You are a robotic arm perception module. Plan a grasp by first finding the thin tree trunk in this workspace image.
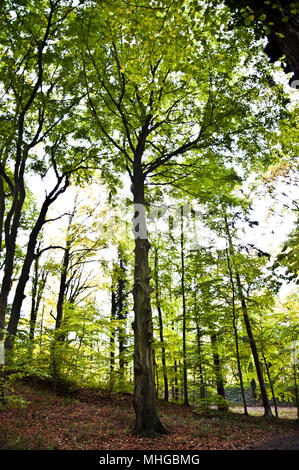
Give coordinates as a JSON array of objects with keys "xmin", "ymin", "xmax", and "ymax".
[
  {"xmin": 251, "ymin": 377, "xmax": 257, "ymax": 399},
  {"xmin": 39, "ymin": 305, "xmax": 45, "ymax": 353},
  {"xmin": 180, "ymin": 207, "xmax": 189, "ymax": 406},
  {"xmin": 293, "ymin": 360, "xmax": 299, "ymax": 421},
  {"xmin": 51, "ymin": 204, "xmax": 74, "ymax": 388},
  {"xmin": 237, "ymin": 280, "xmax": 272, "ymax": 416},
  {"xmin": 153, "ymin": 348, "xmax": 158, "ymax": 398},
  {"xmin": 154, "ymin": 247, "xmax": 168, "ymax": 401},
  {"xmin": 29, "ymin": 267, "xmax": 47, "ymax": 346},
  {"xmin": 29, "ymin": 255, "xmax": 39, "ymax": 345},
  {"xmin": 117, "ymin": 249, "xmax": 127, "ymax": 380},
  {"xmin": 55, "ymin": 240, "xmax": 70, "ymax": 333},
  {"xmin": 110, "ymin": 286, "xmax": 116, "ymax": 390},
  {"xmin": 262, "ymin": 352, "xmax": 278, "ymax": 418},
  {"xmin": 225, "ymin": 247, "xmax": 248, "ymax": 415},
  {"xmin": 51, "ymin": 239, "xmax": 70, "ymax": 387},
  {"xmin": 194, "ymin": 290, "xmax": 206, "ymax": 400},
  {"xmin": 225, "ymin": 215, "xmax": 273, "ymax": 417},
  {"xmin": 210, "ymin": 333, "xmax": 227, "ymax": 410},
  {"xmin": 174, "ymin": 359, "xmax": 179, "ymax": 401}
]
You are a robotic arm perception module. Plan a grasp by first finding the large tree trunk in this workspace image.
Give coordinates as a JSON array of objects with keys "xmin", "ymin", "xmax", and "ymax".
[
  {"xmin": 131, "ymin": 166, "xmax": 167, "ymax": 437},
  {"xmin": 0, "ymin": 185, "xmax": 26, "ymax": 349}
]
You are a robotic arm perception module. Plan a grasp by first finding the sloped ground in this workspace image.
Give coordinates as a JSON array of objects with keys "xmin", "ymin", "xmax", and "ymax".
[{"xmin": 0, "ymin": 379, "xmax": 298, "ymax": 450}]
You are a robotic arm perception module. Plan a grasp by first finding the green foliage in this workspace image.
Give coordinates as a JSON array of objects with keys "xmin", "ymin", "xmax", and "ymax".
[{"xmin": 0, "ymin": 0, "xmax": 297, "ymax": 424}]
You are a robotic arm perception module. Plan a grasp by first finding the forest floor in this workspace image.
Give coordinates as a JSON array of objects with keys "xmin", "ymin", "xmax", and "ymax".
[{"xmin": 0, "ymin": 378, "xmax": 298, "ymax": 450}]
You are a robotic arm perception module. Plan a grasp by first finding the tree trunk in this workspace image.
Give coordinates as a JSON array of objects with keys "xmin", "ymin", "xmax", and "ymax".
[
  {"xmin": 251, "ymin": 378, "xmax": 257, "ymax": 400},
  {"xmin": 117, "ymin": 249, "xmax": 127, "ymax": 379},
  {"xmin": 210, "ymin": 333, "xmax": 227, "ymax": 411},
  {"xmin": 262, "ymin": 352, "xmax": 278, "ymax": 418},
  {"xmin": 0, "ymin": 185, "xmax": 26, "ymax": 353},
  {"xmin": 0, "ymin": 175, "xmax": 6, "ymax": 254},
  {"xmin": 4, "ymin": 205, "xmax": 47, "ymax": 356},
  {"xmin": 194, "ymin": 290, "xmax": 206, "ymax": 400},
  {"xmin": 4, "ymin": 179, "xmax": 69, "ymax": 355},
  {"xmin": 110, "ymin": 286, "xmax": 116, "ymax": 390},
  {"xmin": 29, "ymin": 265, "xmax": 47, "ymax": 346},
  {"xmin": 51, "ymin": 238, "xmax": 70, "ymax": 387},
  {"xmin": 237, "ymin": 284, "xmax": 273, "ymax": 417},
  {"xmin": 180, "ymin": 207, "xmax": 189, "ymax": 406},
  {"xmin": 225, "ymin": 247, "xmax": 248, "ymax": 415},
  {"xmin": 293, "ymin": 360, "xmax": 299, "ymax": 421},
  {"xmin": 174, "ymin": 359, "xmax": 179, "ymax": 401},
  {"xmin": 55, "ymin": 240, "xmax": 70, "ymax": 333},
  {"xmin": 131, "ymin": 166, "xmax": 167, "ymax": 437},
  {"xmin": 224, "ymin": 215, "xmax": 273, "ymax": 417},
  {"xmin": 29, "ymin": 255, "xmax": 39, "ymax": 346},
  {"xmin": 154, "ymin": 247, "xmax": 168, "ymax": 401}
]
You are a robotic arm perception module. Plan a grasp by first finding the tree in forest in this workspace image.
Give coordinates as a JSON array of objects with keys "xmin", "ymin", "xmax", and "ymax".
[
  {"xmin": 28, "ymin": 240, "xmax": 48, "ymax": 357},
  {"xmin": 0, "ymin": 0, "xmax": 96, "ymax": 368},
  {"xmin": 109, "ymin": 246, "xmax": 129, "ymax": 389},
  {"xmin": 152, "ymin": 241, "xmax": 169, "ymax": 402},
  {"xmin": 223, "ymin": 208, "xmax": 274, "ymax": 417},
  {"xmin": 46, "ymin": 191, "xmax": 108, "ymax": 384},
  {"xmin": 74, "ymin": 0, "xmax": 287, "ymax": 435},
  {"xmin": 225, "ymin": 246, "xmax": 248, "ymax": 415}
]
